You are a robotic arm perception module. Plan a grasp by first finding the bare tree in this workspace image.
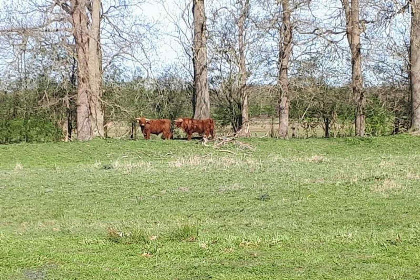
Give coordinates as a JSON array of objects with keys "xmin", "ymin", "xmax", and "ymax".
[
  {"xmin": 342, "ymin": 0, "xmax": 365, "ymax": 136},
  {"xmin": 57, "ymin": 0, "xmax": 104, "ymax": 140},
  {"xmin": 207, "ymin": 0, "xmax": 263, "ymax": 134},
  {"xmin": 411, "ymin": 0, "xmax": 420, "ymax": 131},
  {"xmin": 192, "ymin": 0, "xmax": 210, "ymax": 120},
  {"xmin": 88, "ymin": 0, "xmax": 103, "ymax": 138},
  {"xmin": 278, "ymin": 0, "xmax": 293, "ymax": 138},
  {"xmin": 236, "ymin": 0, "xmax": 251, "ymax": 136},
  {"xmin": 0, "ymin": 0, "xmax": 150, "ymax": 141}
]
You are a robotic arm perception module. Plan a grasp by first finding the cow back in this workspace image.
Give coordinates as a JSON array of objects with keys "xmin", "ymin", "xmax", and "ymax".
[{"xmin": 149, "ymin": 119, "xmax": 171, "ymax": 133}]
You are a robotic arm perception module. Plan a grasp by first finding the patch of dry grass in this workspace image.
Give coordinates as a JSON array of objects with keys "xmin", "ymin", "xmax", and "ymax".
[
  {"xmin": 371, "ymin": 178, "xmax": 403, "ymax": 193},
  {"xmin": 306, "ymin": 155, "xmax": 329, "ymax": 163},
  {"xmin": 379, "ymin": 160, "xmax": 395, "ymax": 168},
  {"xmin": 14, "ymin": 162, "xmax": 23, "ymax": 171},
  {"xmin": 168, "ymin": 155, "xmax": 259, "ymax": 170},
  {"xmin": 93, "ymin": 159, "xmax": 152, "ymax": 173},
  {"xmin": 407, "ymin": 172, "xmax": 420, "ymax": 180},
  {"xmin": 218, "ymin": 183, "xmax": 243, "ymax": 193},
  {"xmin": 270, "ymin": 154, "xmax": 329, "ymax": 163}
]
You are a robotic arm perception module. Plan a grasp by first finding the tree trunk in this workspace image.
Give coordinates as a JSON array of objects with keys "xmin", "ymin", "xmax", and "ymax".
[
  {"xmin": 69, "ymin": 56, "xmax": 77, "ymax": 141},
  {"xmin": 324, "ymin": 117, "xmax": 330, "ymax": 138},
  {"xmin": 393, "ymin": 117, "xmax": 400, "ymax": 134},
  {"xmin": 88, "ymin": 0, "xmax": 104, "ymax": 137},
  {"xmin": 278, "ymin": 0, "xmax": 292, "ymax": 138},
  {"xmin": 72, "ymin": 0, "xmax": 92, "ymax": 141},
  {"xmin": 67, "ymin": 0, "xmax": 104, "ymax": 140},
  {"xmin": 343, "ymin": 0, "xmax": 365, "ymax": 136},
  {"xmin": 63, "ymin": 92, "xmax": 70, "ymax": 142},
  {"xmin": 411, "ymin": 0, "xmax": 420, "ymax": 131},
  {"xmin": 192, "ymin": 0, "xmax": 210, "ymax": 120},
  {"xmin": 237, "ymin": 0, "xmax": 250, "ymax": 137}
]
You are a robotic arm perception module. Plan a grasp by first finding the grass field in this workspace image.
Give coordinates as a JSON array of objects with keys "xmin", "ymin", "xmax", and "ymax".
[{"xmin": 1, "ymin": 135, "xmax": 420, "ymax": 279}]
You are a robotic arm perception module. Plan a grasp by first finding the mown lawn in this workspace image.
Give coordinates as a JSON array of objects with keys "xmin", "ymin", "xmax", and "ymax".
[{"xmin": 0, "ymin": 135, "xmax": 419, "ymax": 279}]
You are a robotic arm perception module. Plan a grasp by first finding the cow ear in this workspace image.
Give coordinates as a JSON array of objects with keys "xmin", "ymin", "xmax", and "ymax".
[{"xmin": 145, "ymin": 119, "xmax": 151, "ymax": 124}]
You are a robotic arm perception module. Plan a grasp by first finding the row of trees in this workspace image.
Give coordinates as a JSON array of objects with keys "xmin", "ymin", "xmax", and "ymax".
[
  {"xmin": 0, "ymin": 0, "xmax": 418, "ymax": 141},
  {"xmin": 164, "ymin": 0, "xmax": 419, "ymax": 138},
  {"xmin": 187, "ymin": 0, "xmax": 420, "ymax": 138}
]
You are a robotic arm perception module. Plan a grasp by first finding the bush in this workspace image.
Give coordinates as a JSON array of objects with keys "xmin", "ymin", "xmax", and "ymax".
[
  {"xmin": 365, "ymin": 98, "xmax": 394, "ymax": 136},
  {"xmin": 213, "ymin": 101, "xmax": 242, "ymax": 131},
  {"xmin": 0, "ymin": 81, "xmax": 69, "ymax": 144},
  {"xmin": 249, "ymin": 104, "xmax": 276, "ymax": 118},
  {"xmin": 0, "ymin": 117, "xmax": 62, "ymax": 144}
]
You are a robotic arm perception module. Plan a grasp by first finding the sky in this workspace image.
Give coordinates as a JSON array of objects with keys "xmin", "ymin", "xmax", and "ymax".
[
  {"xmin": 136, "ymin": 0, "xmax": 191, "ymax": 74},
  {"xmin": 0, "ymin": 0, "xmax": 411, "ymax": 87},
  {"xmin": 135, "ymin": 0, "xmax": 410, "ymax": 86}
]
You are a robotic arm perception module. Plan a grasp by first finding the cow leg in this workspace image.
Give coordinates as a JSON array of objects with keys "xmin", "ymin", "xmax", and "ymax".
[
  {"xmin": 146, "ymin": 131, "xmax": 150, "ymax": 140},
  {"xmin": 210, "ymin": 128, "xmax": 214, "ymax": 139},
  {"xmin": 187, "ymin": 132, "xmax": 192, "ymax": 141},
  {"xmin": 161, "ymin": 131, "xmax": 169, "ymax": 140}
]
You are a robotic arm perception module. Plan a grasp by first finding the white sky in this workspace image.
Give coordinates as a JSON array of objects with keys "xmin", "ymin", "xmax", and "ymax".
[
  {"xmin": 0, "ymin": 0, "xmax": 411, "ymax": 86},
  {"xmin": 136, "ymin": 0, "xmax": 191, "ymax": 74}
]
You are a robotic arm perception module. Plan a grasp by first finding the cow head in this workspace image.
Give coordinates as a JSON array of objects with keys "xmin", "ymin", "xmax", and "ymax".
[
  {"xmin": 135, "ymin": 117, "xmax": 150, "ymax": 127},
  {"xmin": 174, "ymin": 118, "xmax": 183, "ymax": 128}
]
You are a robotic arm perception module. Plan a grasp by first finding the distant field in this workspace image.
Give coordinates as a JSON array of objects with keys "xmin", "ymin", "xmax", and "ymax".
[{"xmin": 1, "ymin": 135, "xmax": 420, "ymax": 279}]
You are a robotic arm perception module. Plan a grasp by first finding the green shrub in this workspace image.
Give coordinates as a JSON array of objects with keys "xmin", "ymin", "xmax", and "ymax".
[
  {"xmin": 0, "ymin": 117, "xmax": 62, "ymax": 144},
  {"xmin": 213, "ymin": 102, "xmax": 242, "ymax": 131},
  {"xmin": 249, "ymin": 104, "xmax": 276, "ymax": 118},
  {"xmin": 366, "ymin": 98, "xmax": 394, "ymax": 136}
]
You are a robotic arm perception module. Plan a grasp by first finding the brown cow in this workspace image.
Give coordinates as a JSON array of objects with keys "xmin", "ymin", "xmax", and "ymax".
[
  {"xmin": 175, "ymin": 118, "xmax": 215, "ymax": 140},
  {"xmin": 136, "ymin": 117, "xmax": 172, "ymax": 140}
]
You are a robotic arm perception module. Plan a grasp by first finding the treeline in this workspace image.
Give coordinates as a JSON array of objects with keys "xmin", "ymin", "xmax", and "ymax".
[
  {"xmin": 0, "ymin": 74, "xmax": 410, "ymax": 143},
  {"xmin": 0, "ymin": 1, "xmax": 418, "ymax": 143},
  {"xmin": 0, "ymin": 74, "xmax": 193, "ymax": 143}
]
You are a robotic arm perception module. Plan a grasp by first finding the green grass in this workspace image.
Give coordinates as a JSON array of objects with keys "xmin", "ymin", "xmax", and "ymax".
[{"xmin": 1, "ymin": 135, "xmax": 420, "ymax": 279}]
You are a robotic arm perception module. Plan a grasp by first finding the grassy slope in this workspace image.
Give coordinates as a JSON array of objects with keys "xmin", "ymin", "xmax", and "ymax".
[{"xmin": 0, "ymin": 135, "xmax": 419, "ymax": 279}]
